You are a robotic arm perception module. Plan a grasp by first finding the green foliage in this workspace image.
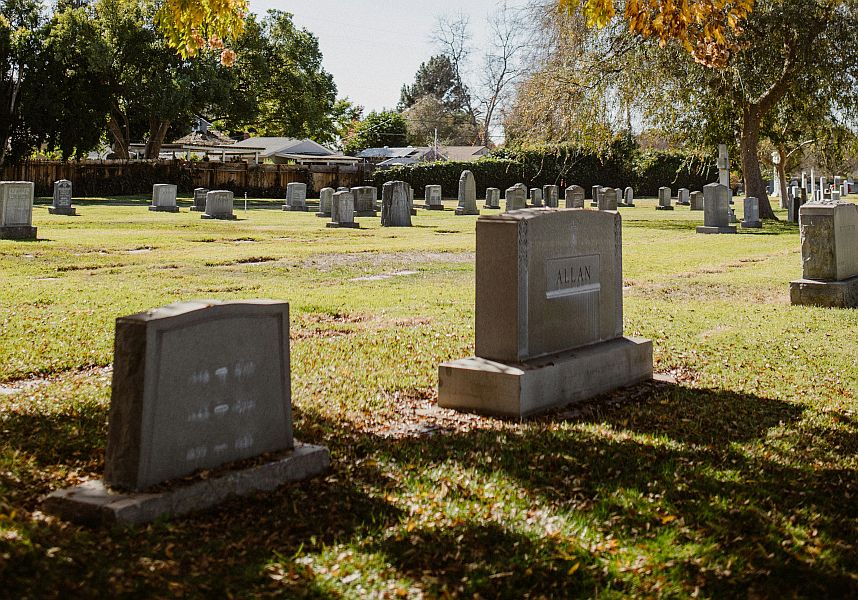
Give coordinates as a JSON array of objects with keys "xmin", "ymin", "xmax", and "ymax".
[
  {"xmin": 375, "ymin": 141, "xmax": 715, "ymax": 198},
  {"xmin": 343, "ymin": 110, "xmax": 408, "ymax": 155},
  {"xmin": 398, "ymin": 54, "xmax": 470, "ymax": 113}
]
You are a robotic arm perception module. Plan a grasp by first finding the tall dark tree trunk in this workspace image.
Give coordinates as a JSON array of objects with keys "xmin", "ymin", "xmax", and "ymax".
[
  {"xmin": 776, "ymin": 144, "xmax": 789, "ymax": 209},
  {"xmin": 107, "ymin": 113, "xmax": 130, "ymax": 159},
  {"xmin": 144, "ymin": 118, "xmax": 171, "ymax": 159},
  {"xmin": 740, "ymin": 104, "xmax": 777, "ymax": 220}
]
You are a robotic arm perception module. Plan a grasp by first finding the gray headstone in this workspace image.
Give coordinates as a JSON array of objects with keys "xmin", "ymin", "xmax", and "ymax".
[
  {"xmin": 381, "ymin": 181, "xmax": 412, "ymax": 227},
  {"xmin": 202, "ymin": 190, "xmax": 236, "ymax": 220},
  {"xmin": 0, "ymin": 181, "xmax": 36, "ymax": 239},
  {"xmin": 832, "ymin": 190, "xmax": 841, "ymax": 202},
  {"xmin": 565, "ymin": 185, "xmax": 585, "ymax": 209},
  {"xmin": 741, "ymin": 197, "xmax": 761, "ymax": 228},
  {"xmin": 591, "ymin": 185, "xmax": 600, "ymax": 206},
  {"xmin": 425, "ymin": 185, "xmax": 443, "ymax": 209},
  {"xmin": 542, "ymin": 185, "xmax": 559, "ymax": 208},
  {"xmin": 317, "ymin": 187, "xmax": 334, "ymax": 217},
  {"xmin": 192, "ymin": 187, "xmax": 209, "ymax": 211},
  {"xmin": 53, "ymin": 180, "xmax": 72, "ymax": 208},
  {"xmin": 104, "ymin": 300, "xmax": 294, "ymax": 491},
  {"xmin": 455, "ymin": 170, "xmax": 479, "ymax": 215},
  {"xmin": 799, "ymin": 201, "xmax": 858, "ymax": 281},
  {"xmin": 624, "ymin": 187, "xmax": 635, "ymax": 207},
  {"xmin": 657, "ymin": 186, "xmax": 672, "ymax": 209},
  {"xmin": 678, "ymin": 188, "xmax": 690, "ymax": 205},
  {"xmin": 697, "ymin": 183, "xmax": 736, "ymax": 234},
  {"xmin": 337, "ymin": 187, "xmax": 350, "ymax": 193},
  {"xmin": 505, "ymin": 184, "xmax": 527, "ymax": 212},
  {"xmin": 151, "ymin": 184, "xmax": 178, "ymax": 212},
  {"xmin": 690, "ymin": 191, "xmax": 704, "ymax": 211},
  {"xmin": 284, "ymin": 182, "xmax": 307, "ymax": 211},
  {"xmin": 615, "ymin": 188, "xmax": 624, "ymax": 207},
  {"xmin": 530, "ymin": 188, "xmax": 543, "ymax": 207},
  {"xmin": 598, "ymin": 187, "xmax": 618, "ymax": 211},
  {"xmin": 351, "ymin": 186, "xmax": 377, "ymax": 216},
  {"xmin": 328, "ymin": 190, "xmax": 359, "ymax": 228},
  {"xmin": 485, "ymin": 187, "xmax": 501, "ymax": 209}
]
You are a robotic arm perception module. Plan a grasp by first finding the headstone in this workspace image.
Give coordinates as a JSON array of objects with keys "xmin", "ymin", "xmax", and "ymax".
[
  {"xmin": 790, "ymin": 185, "xmax": 800, "ymax": 206},
  {"xmin": 49, "ymin": 179, "xmax": 76, "ymax": 215},
  {"xmin": 484, "ymin": 187, "xmax": 501, "ymax": 209},
  {"xmin": 771, "ymin": 150, "xmax": 781, "ymax": 200},
  {"xmin": 150, "ymin": 184, "xmax": 179, "ymax": 212},
  {"xmin": 801, "ymin": 172, "xmax": 807, "ymax": 190},
  {"xmin": 790, "ymin": 188, "xmax": 807, "ymax": 223},
  {"xmin": 677, "ymin": 188, "xmax": 690, "ymax": 206},
  {"xmin": 425, "ymin": 185, "xmax": 444, "ymax": 210},
  {"xmin": 381, "ymin": 181, "xmax": 412, "ymax": 227},
  {"xmin": 438, "ymin": 209, "xmax": 653, "ymax": 417},
  {"xmin": 615, "ymin": 188, "xmax": 625, "ymax": 207},
  {"xmin": 790, "ymin": 200, "xmax": 858, "ymax": 308},
  {"xmin": 810, "ymin": 168, "xmax": 816, "ymax": 198},
  {"xmin": 191, "ymin": 187, "xmax": 209, "ymax": 212},
  {"xmin": 741, "ymin": 197, "xmax": 762, "ymax": 228},
  {"xmin": 820, "ymin": 177, "xmax": 827, "ymax": 197},
  {"xmin": 656, "ymin": 186, "xmax": 674, "ymax": 210},
  {"xmin": 597, "ymin": 187, "xmax": 618, "ymax": 211},
  {"xmin": 717, "ymin": 144, "xmax": 730, "ymax": 188},
  {"xmin": 327, "ymin": 190, "xmax": 360, "ymax": 228},
  {"xmin": 832, "ymin": 190, "xmax": 841, "ymax": 202},
  {"xmin": 841, "ymin": 184, "xmax": 848, "ymax": 198},
  {"xmin": 689, "ymin": 191, "xmax": 704, "ymax": 211},
  {"xmin": 351, "ymin": 186, "xmax": 377, "ymax": 217},
  {"xmin": 200, "ymin": 190, "xmax": 237, "ymax": 220},
  {"xmin": 564, "ymin": 185, "xmax": 585, "ymax": 209},
  {"xmin": 505, "ymin": 184, "xmax": 527, "ymax": 212},
  {"xmin": 42, "ymin": 301, "xmax": 330, "ymax": 525},
  {"xmin": 529, "ymin": 188, "xmax": 543, "ymax": 207},
  {"xmin": 0, "ymin": 181, "xmax": 36, "ymax": 240},
  {"xmin": 455, "ymin": 171, "xmax": 479, "ymax": 216},
  {"xmin": 283, "ymin": 182, "xmax": 308, "ymax": 212},
  {"xmin": 543, "ymin": 185, "xmax": 559, "ymax": 208},
  {"xmin": 696, "ymin": 183, "xmax": 736, "ymax": 234},
  {"xmin": 590, "ymin": 185, "xmax": 600, "ymax": 207},
  {"xmin": 316, "ymin": 187, "xmax": 334, "ymax": 217},
  {"xmin": 624, "ymin": 187, "xmax": 635, "ymax": 207}
]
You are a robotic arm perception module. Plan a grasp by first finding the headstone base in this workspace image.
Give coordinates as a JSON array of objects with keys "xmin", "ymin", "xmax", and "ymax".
[
  {"xmin": 425, "ymin": 204, "xmax": 445, "ymax": 211},
  {"xmin": 201, "ymin": 214, "xmax": 238, "ymax": 220},
  {"xmin": 696, "ymin": 226, "xmax": 737, "ymax": 234},
  {"xmin": 325, "ymin": 222, "xmax": 360, "ymax": 229},
  {"xmin": 282, "ymin": 205, "xmax": 309, "ymax": 212},
  {"xmin": 0, "ymin": 225, "xmax": 37, "ymax": 240},
  {"xmin": 790, "ymin": 277, "xmax": 858, "ymax": 309},
  {"xmin": 149, "ymin": 206, "xmax": 180, "ymax": 213},
  {"xmin": 190, "ymin": 206, "xmax": 205, "ymax": 212},
  {"xmin": 315, "ymin": 212, "xmax": 330, "ymax": 218},
  {"xmin": 655, "ymin": 206, "xmax": 674, "ymax": 211},
  {"xmin": 48, "ymin": 207, "xmax": 77, "ymax": 216},
  {"xmin": 741, "ymin": 220, "xmax": 762, "ymax": 229},
  {"xmin": 483, "ymin": 205, "xmax": 500, "ymax": 210},
  {"xmin": 355, "ymin": 210, "xmax": 377, "ymax": 217},
  {"xmin": 454, "ymin": 208, "xmax": 480, "ymax": 216},
  {"xmin": 41, "ymin": 442, "xmax": 330, "ymax": 527},
  {"xmin": 438, "ymin": 337, "xmax": 653, "ymax": 418},
  {"xmin": 677, "ymin": 201, "xmax": 690, "ymax": 206}
]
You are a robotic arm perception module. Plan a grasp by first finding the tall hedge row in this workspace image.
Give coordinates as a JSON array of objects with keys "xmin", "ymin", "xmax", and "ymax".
[{"xmin": 373, "ymin": 142, "xmax": 716, "ymax": 199}]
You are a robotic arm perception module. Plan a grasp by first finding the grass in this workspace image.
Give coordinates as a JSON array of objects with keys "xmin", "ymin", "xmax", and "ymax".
[{"xmin": 1, "ymin": 195, "xmax": 856, "ymax": 598}]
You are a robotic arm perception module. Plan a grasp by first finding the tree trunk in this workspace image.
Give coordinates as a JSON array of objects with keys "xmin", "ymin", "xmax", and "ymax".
[
  {"xmin": 107, "ymin": 114, "xmax": 129, "ymax": 159},
  {"xmin": 776, "ymin": 144, "xmax": 789, "ymax": 209},
  {"xmin": 144, "ymin": 118, "xmax": 171, "ymax": 159},
  {"xmin": 740, "ymin": 104, "xmax": 777, "ymax": 220}
]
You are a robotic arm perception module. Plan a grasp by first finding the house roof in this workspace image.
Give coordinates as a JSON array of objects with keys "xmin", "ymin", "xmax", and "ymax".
[
  {"xmin": 440, "ymin": 146, "xmax": 489, "ymax": 161},
  {"xmin": 356, "ymin": 147, "xmax": 430, "ymax": 159},
  {"xmin": 231, "ymin": 137, "xmax": 335, "ymax": 157},
  {"xmin": 172, "ymin": 129, "xmax": 235, "ymax": 147}
]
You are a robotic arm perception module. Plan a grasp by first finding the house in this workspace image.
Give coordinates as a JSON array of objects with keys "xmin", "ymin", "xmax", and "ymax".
[
  {"xmin": 229, "ymin": 137, "xmax": 360, "ymax": 166},
  {"xmin": 360, "ymin": 146, "xmax": 490, "ymax": 167}
]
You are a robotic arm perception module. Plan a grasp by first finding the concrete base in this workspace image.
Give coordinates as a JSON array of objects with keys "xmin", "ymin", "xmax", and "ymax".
[
  {"xmin": 42, "ymin": 442, "xmax": 330, "ymax": 527},
  {"xmin": 741, "ymin": 220, "xmax": 762, "ymax": 229},
  {"xmin": 315, "ymin": 212, "xmax": 330, "ymax": 218},
  {"xmin": 149, "ymin": 206, "xmax": 180, "ymax": 213},
  {"xmin": 425, "ymin": 204, "xmax": 445, "ymax": 211},
  {"xmin": 326, "ymin": 222, "xmax": 360, "ymax": 229},
  {"xmin": 483, "ymin": 205, "xmax": 501, "ymax": 210},
  {"xmin": 678, "ymin": 202, "xmax": 691, "ymax": 206},
  {"xmin": 790, "ymin": 276, "xmax": 858, "ymax": 308},
  {"xmin": 455, "ymin": 208, "xmax": 480, "ymax": 216},
  {"xmin": 190, "ymin": 206, "xmax": 205, "ymax": 212},
  {"xmin": 655, "ymin": 205, "xmax": 674, "ymax": 211},
  {"xmin": 282, "ymin": 205, "xmax": 309, "ymax": 212},
  {"xmin": 49, "ymin": 207, "xmax": 77, "ymax": 215},
  {"xmin": 355, "ymin": 210, "xmax": 377, "ymax": 217},
  {"xmin": 201, "ymin": 214, "xmax": 238, "ymax": 220},
  {"xmin": 696, "ymin": 226, "xmax": 737, "ymax": 234},
  {"xmin": 0, "ymin": 225, "xmax": 37, "ymax": 240},
  {"xmin": 438, "ymin": 337, "xmax": 653, "ymax": 418}
]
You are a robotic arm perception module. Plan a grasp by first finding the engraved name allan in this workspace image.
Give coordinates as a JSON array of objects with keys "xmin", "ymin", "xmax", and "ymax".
[{"xmin": 545, "ymin": 254, "xmax": 600, "ymax": 299}]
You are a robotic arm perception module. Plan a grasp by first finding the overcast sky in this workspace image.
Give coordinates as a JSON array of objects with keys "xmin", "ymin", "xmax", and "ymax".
[{"xmin": 247, "ymin": 0, "xmax": 529, "ymax": 114}]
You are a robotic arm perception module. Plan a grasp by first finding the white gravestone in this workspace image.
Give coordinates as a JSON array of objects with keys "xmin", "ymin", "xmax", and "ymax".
[
  {"xmin": 0, "ymin": 181, "xmax": 36, "ymax": 239},
  {"xmin": 741, "ymin": 197, "xmax": 762, "ymax": 228},
  {"xmin": 381, "ymin": 181, "xmax": 412, "ymax": 227},
  {"xmin": 565, "ymin": 185, "xmax": 585, "ymax": 209},
  {"xmin": 615, "ymin": 188, "xmax": 625, "ymax": 207},
  {"xmin": 43, "ymin": 300, "xmax": 330, "ymax": 525},
  {"xmin": 624, "ymin": 187, "xmax": 635, "ymax": 207},
  {"xmin": 50, "ymin": 179, "xmax": 76, "ymax": 215},
  {"xmin": 191, "ymin": 187, "xmax": 208, "ymax": 212},
  {"xmin": 425, "ymin": 185, "xmax": 443, "ymax": 210},
  {"xmin": 543, "ymin": 185, "xmax": 559, "ymax": 208},
  {"xmin": 656, "ymin": 186, "xmax": 674, "ymax": 210},
  {"xmin": 455, "ymin": 170, "xmax": 479, "ymax": 216},
  {"xmin": 677, "ymin": 188, "xmax": 690, "ymax": 205},
  {"xmin": 150, "ymin": 184, "xmax": 179, "ymax": 212},
  {"xmin": 283, "ymin": 182, "xmax": 308, "ymax": 212},
  {"xmin": 438, "ymin": 209, "xmax": 653, "ymax": 417},
  {"xmin": 484, "ymin": 187, "xmax": 501, "ymax": 209},
  {"xmin": 327, "ymin": 190, "xmax": 359, "ymax": 229},
  {"xmin": 316, "ymin": 187, "xmax": 334, "ymax": 217},
  {"xmin": 202, "ymin": 190, "xmax": 237, "ymax": 220},
  {"xmin": 697, "ymin": 183, "xmax": 737, "ymax": 234}
]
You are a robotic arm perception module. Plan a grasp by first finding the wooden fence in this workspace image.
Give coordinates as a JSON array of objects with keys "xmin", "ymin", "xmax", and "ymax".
[{"xmin": 1, "ymin": 160, "xmax": 365, "ymax": 197}]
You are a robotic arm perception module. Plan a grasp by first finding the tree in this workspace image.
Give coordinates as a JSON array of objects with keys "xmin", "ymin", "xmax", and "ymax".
[
  {"xmin": 342, "ymin": 110, "xmax": 408, "ymax": 155},
  {"xmin": 154, "ymin": 0, "xmax": 247, "ymax": 60},
  {"xmin": 402, "ymin": 95, "xmax": 478, "ymax": 146},
  {"xmin": 398, "ymin": 55, "xmax": 470, "ymax": 113}
]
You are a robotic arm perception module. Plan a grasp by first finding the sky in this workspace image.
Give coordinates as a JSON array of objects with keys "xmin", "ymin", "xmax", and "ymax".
[{"xmin": 248, "ymin": 0, "xmax": 528, "ymax": 115}]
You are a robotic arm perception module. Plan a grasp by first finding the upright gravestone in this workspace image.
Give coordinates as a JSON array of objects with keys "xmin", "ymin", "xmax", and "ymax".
[
  {"xmin": 741, "ymin": 197, "xmax": 762, "ymax": 228},
  {"xmin": 790, "ymin": 188, "xmax": 807, "ymax": 223},
  {"xmin": 656, "ymin": 186, "xmax": 674, "ymax": 210},
  {"xmin": 690, "ymin": 191, "xmax": 704, "ymax": 211},
  {"xmin": 42, "ymin": 300, "xmax": 330, "ymax": 525},
  {"xmin": 455, "ymin": 171, "xmax": 480, "ymax": 216},
  {"xmin": 697, "ymin": 183, "xmax": 736, "ymax": 234},
  {"xmin": 615, "ymin": 188, "xmax": 625, "ymax": 207},
  {"xmin": 790, "ymin": 200, "xmax": 858, "ymax": 308},
  {"xmin": 381, "ymin": 181, "xmax": 412, "ymax": 227},
  {"xmin": 351, "ymin": 186, "xmax": 377, "ymax": 217},
  {"xmin": 191, "ymin": 187, "xmax": 209, "ymax": 212},
  {"xmin": 590, "ymin": 185, "xmax": 600, "ymax": 207},
  {"xmin": 543, "ymin": 185, "xmax": 559, "ymax": 208},
  {"xmin": 150, "ymin": 184, "xmax": 179, "ymax": 213},
  {"xmin": 327, "ymin": 190, "xmax": 360, "ymax": 229},
  {"xmin": 484, "ymin": 187, "xmax": 501, "ymax": 209},
  {"xmin": 283, "ymin": 182, "xmax": 308, "ymax": 212},
  {"xmin": 337, "ymin": 186, "xmax": 350, "ymax": 193},
  {"xmin": 425, "ymin": 185, "xmax": 444, "ymax": 210},
  {"xmin": 316, "ymin": 187, "xmax": 334, "ymax": 218},
  {"xmin": 505, "ymin": 184, "xmax": 527, "ymax": 212},
  {"xmin": 530, "ymin": 188, "xmax": 543, "ymax": 207},
  {"xmin": 718, "ymin": 144, "xmax": 730, "ymax": 188},
  {"xmin": 598, "ymin": 187, "xmax": 618, "ymax": 211},
  {"xmin": 677, "ymin": 188, "xmax": 690, "ymax": 206},
  {"xmin": 832, "ymin": 190, "xmax": 841, "ymax": 203},
  {"xmin": 565, "ymin": 185, "xmax": 585, "ymax": 209},
  {"xmin": 202, "ymin": 190, "xmax": 237, "ymax": 220},
  {"xmin": 624, "ymin": 187, "xmax": 635, "ymax": 207},
  {"xmin": 50, "ymin": 180, "xmax": 76, "ymax": 216},
  {"xmin": 438, "ymin": 209, "xmax": 653, "ymax": 417},
  {"xmin": 0, "ymin": 181, "xmax": 36, "ymax": 240}
]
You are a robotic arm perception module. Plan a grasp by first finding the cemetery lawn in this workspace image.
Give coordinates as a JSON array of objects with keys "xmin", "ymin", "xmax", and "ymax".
[{"xmin": 1, "ymin": 196, "xmax": 857, "ymax": 598}]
